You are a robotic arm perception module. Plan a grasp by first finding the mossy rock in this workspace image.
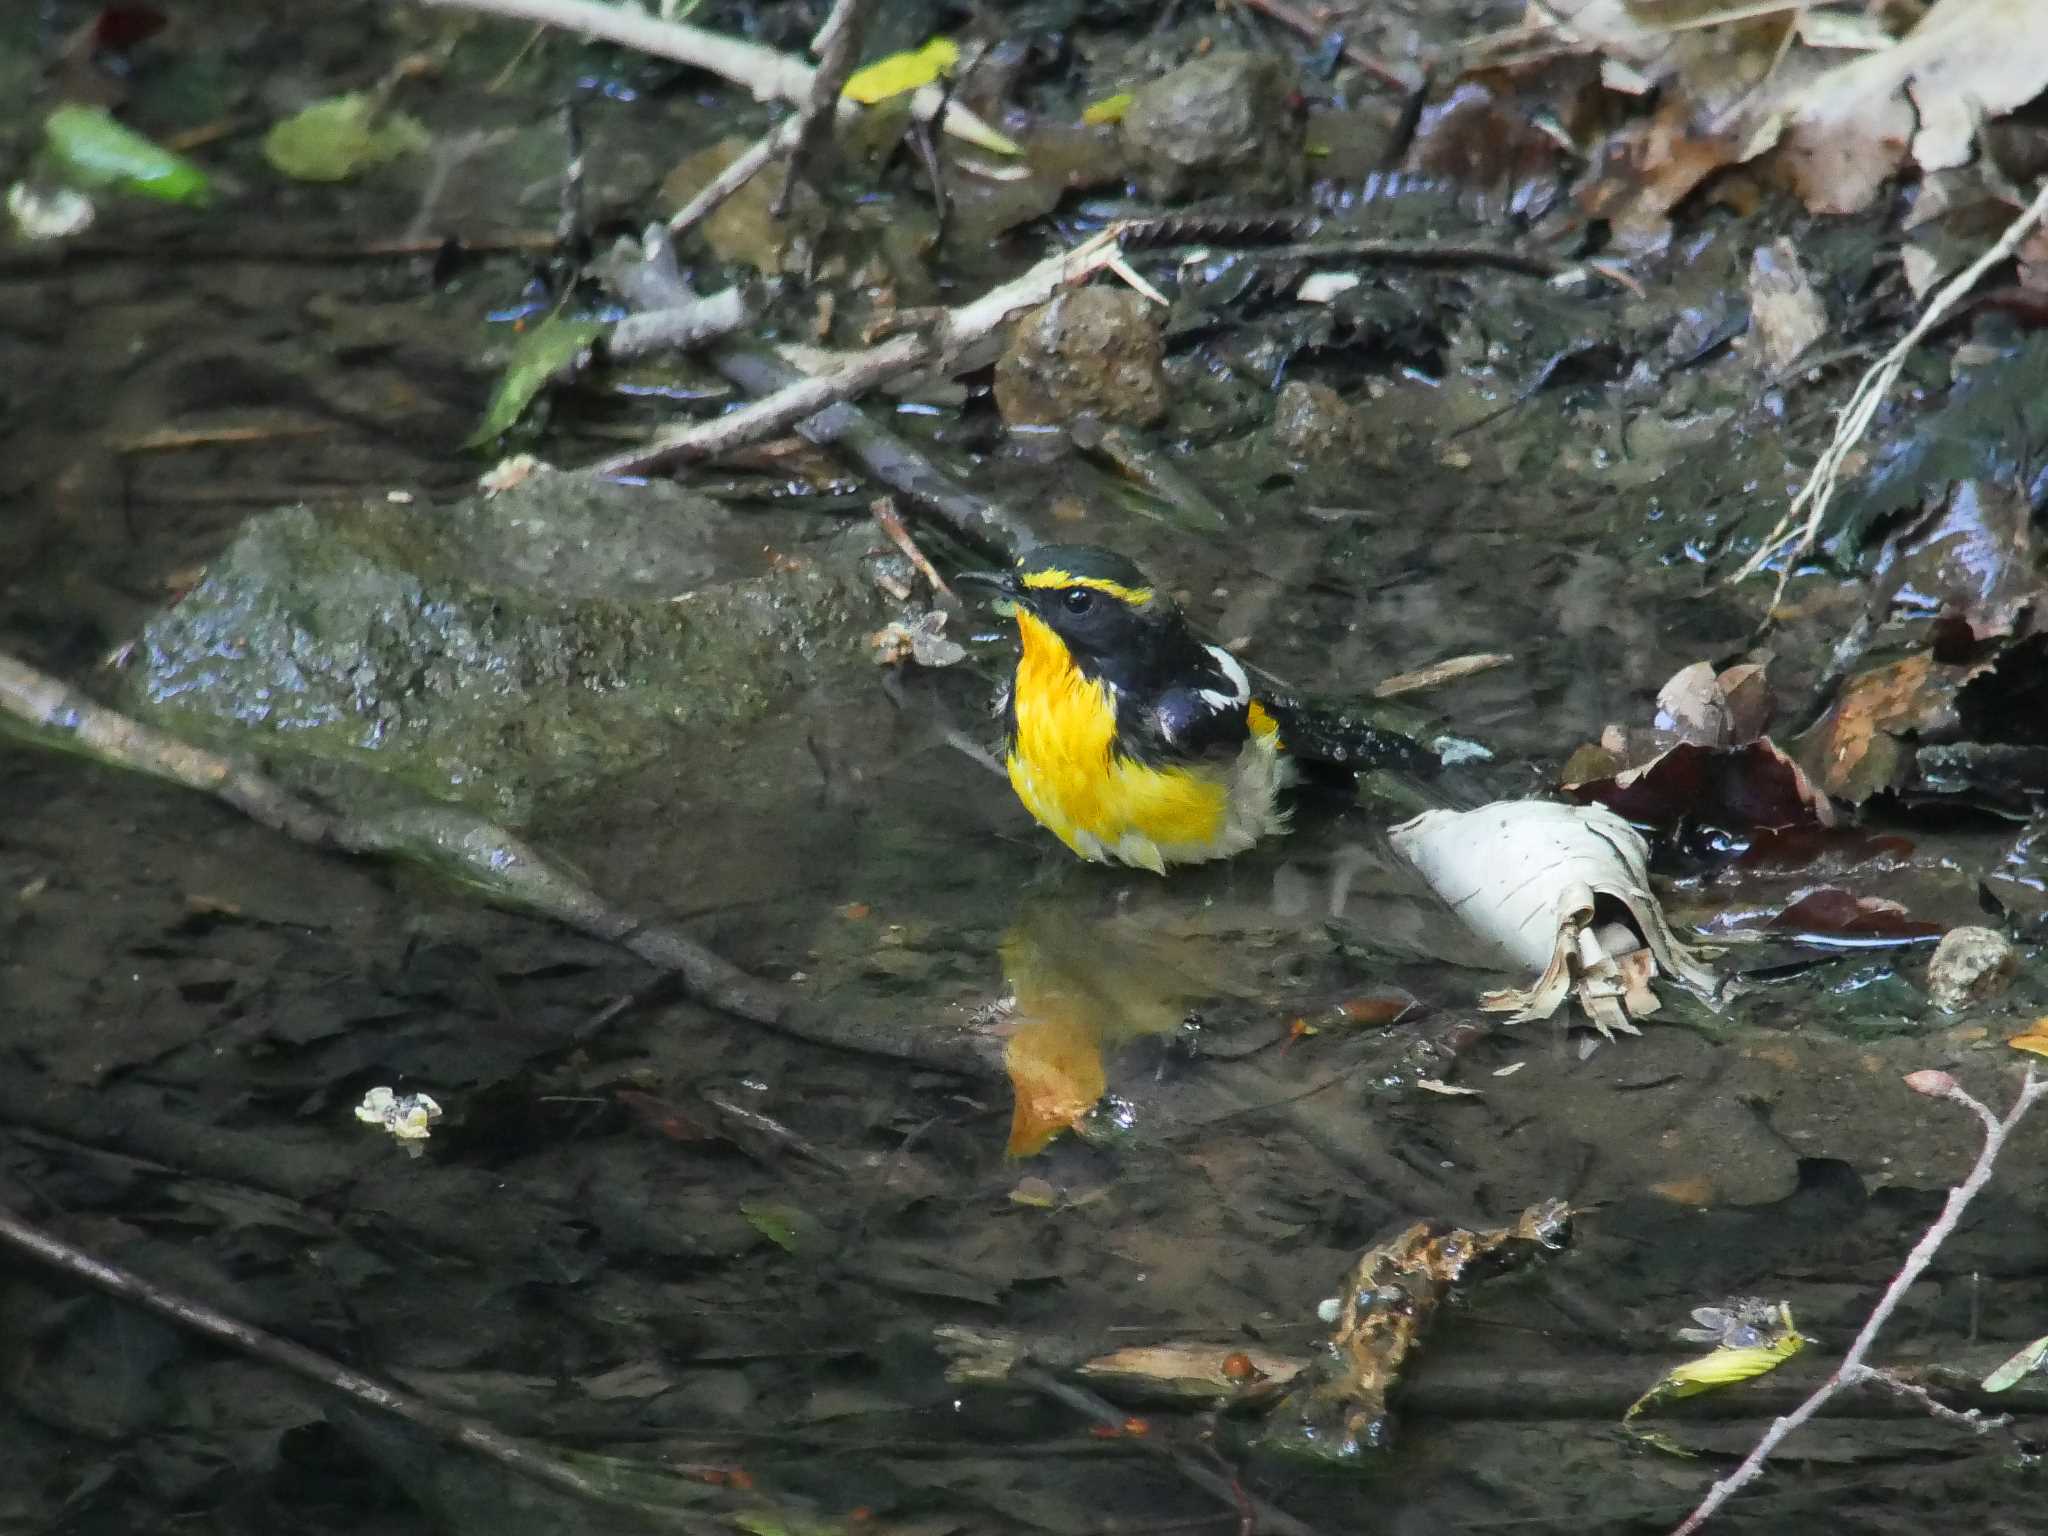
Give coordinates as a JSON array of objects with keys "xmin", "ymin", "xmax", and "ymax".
[{"xmin": 124, "ymin": 469, "xmax": 881, "ymax": 820}]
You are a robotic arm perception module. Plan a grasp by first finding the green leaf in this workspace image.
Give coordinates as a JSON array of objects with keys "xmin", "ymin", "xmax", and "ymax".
[
  {"xmin": 463, "ymin": 315, "xmax": 607, "ymax": 450},
  {"xmin": 738, "ymin": 1201, "xmax": 814, "ymax": 1254},
  {"xmin": 1983, "ymin": 1333, "xmax": 2048, "ymax": 1392},
  {"xmin": 43, "ymin": 104, "xmax": 210, "ymax": 205},
  {"xmin": 264, "ymin": 92, "xmax": 430, "ymax": 183}
]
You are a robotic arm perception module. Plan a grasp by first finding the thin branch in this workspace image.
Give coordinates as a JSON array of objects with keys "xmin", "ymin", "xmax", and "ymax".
[
  {"xmin": 0, "ymin": 652, "xmax": 997, "ymax": 1075},
  {"xmin": 667, "ymin": 118, "xmax": 797, "ymax": 238},
  {"xmin": 417, "ymin": 0, "xmax": 1010, "ymax": 151},
  {"xmin": 606, "ymin": 283, "xmax": 759, "ymax": 360},
  {"xmin": 593, "ymin": 224, "xmax": 1130, "ymax": 478},
  {"xmin": 0, "ymin": 1203, "xmax": 724, "ymax": 1531},
  {"xmin": 1847, "ymin": 1366, "xmax": 2015, "ymax": 1438},
  {"xmin": 1725, "ymin": 176, "xmax": 2048, "ymax": 603},
  {"xmin": 1238, "ymin": 0, "xmax": 1420, "ymax": 91},
  {"xmin": 1671, "ymin": 1067, "xmax": 2048, "ymax": 1535},
  {"xmin": 593, "ymin": 333, "xmax": 929, "ymax": 476},
  {"xmin": 778, "ymin": 0, "xmax": 869, "ymax": 217},
  {"xmin": 596, "ymin": 226, "xmax": 1034, "ymax": 556}
]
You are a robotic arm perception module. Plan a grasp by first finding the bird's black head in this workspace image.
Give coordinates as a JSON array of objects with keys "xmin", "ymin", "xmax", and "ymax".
[{"xmin": 960, "ymin": 544, "xmax": 1191, "ymax": 687}]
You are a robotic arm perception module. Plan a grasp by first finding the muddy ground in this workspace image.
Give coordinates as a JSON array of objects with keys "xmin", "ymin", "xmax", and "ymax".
[{"xmin": 5, "ymin": 2, "xmax": 2048, "ymax": 1534}]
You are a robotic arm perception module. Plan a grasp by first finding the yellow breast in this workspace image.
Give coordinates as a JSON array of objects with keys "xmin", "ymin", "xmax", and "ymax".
[{"xmin": 1005, "ymin": 613, "xmax": 1288, "ymax": 874}]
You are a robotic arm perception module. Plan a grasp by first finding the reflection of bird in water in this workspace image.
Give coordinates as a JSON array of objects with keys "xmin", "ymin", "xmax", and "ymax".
[
  {"xmin": 960, "ymin": 544, "xmax": 1431, "ymax": 874},
  {"xmin": 995, "ymin": 898, "xmax": 1246, "ymax": 1156}
]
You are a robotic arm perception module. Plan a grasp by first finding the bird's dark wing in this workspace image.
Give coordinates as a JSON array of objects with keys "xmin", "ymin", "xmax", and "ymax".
[
  {"xmin": 1121, "ymin": 641, "xmax": 1254, "ymax": 764},
  {"xmin": 1255, "ymin": 688, "xmax": 1435, "ymax": 771}
]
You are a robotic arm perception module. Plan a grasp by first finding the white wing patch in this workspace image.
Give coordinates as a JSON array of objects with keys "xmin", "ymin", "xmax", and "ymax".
[{"xmin": 1197, "ymin": 644, "xmax": 1252, "ymax": 712}]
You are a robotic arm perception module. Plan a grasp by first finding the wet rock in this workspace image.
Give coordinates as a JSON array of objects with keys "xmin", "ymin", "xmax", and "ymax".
[
  {"xmin": 1926, "ymin": 925, "xmax": 2018, "ymax": 1012},
  {"xmin": 1271, "ymin": 379, "xmax": 1366, "ymax": 462},
  {"xmin": 124, "ymin": 469, "xmax": 880, "ymax": 820},
  {"xmin": 1119, "ymin": 52, "xmax": 1304, "ymax": 204},
  {"xmin": 993, "ymin": 287, "xmax": 1165, "ymax": 429}
]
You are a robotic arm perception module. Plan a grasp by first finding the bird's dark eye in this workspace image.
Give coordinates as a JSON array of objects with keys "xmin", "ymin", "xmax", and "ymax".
[{"xmin": 1062, "ymin": 588, "xmax": 1095, "ymax": 616}]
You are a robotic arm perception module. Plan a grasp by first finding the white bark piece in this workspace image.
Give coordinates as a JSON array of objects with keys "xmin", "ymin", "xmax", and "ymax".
[{"xmin": 1389, "ymin": 800, "xmax": 1721, "ymax": 1038}]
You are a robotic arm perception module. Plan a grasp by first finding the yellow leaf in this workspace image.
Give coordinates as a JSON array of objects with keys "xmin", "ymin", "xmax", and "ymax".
[
  {"xmin": 843, "ymin": 37, "xmax": 959, "ymax": 105},
  {"xmin": 1081, "ymin": 92, "xmax": 1133, "ymax": 126},
  {"xmin": 1665, "ymin": 1332, "xmax": 1806, "ymax": 1397},
  {"xmin": 2008, "ymin": 1016, "xmax": 2048, "ymax": 1058}
]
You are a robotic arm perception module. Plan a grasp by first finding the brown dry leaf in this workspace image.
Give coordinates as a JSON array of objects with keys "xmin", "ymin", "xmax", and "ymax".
[
  {"xmin": 1578, "ymin": 92, "xmax": 1746, "ymax": 250},
  {"xmin": 1750, "ymin": 0, "xmax": 2048, "ymax": 214},
  {"xmin": 1798, "ymin": 652, "xmax": 1979, "ymax": 802},
  {"xmin": 1653, "ymin": 660, "xmax": 1726, "ymax": 743}
]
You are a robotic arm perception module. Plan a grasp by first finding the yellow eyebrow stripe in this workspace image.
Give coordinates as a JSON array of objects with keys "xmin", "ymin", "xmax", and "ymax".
[{"xmin": 1018, "ymin": 569, "xmax": 1155, "ymax": 606}]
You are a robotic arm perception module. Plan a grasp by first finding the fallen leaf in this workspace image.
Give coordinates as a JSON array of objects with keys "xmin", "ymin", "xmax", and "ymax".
[
  {"xmin": 463, "ymin": 314, "xmax": 606, "ymax": 449},
  {"xmin": 264, "ymin": 92, "xmax": 430, "ymax": 182},
  {"xmin": 739, "ymin": 1201, "xmax": 816, "ymax": 1254},
  {"xmin": 1766, "ymin": 887, "xmax": 1941, "ymax": 942},
  {"xmin": 1081, "ymin": 92, "xmax": 1133, "ymax": 126},
  {"xmin": 1984, "ymin": 1333, "xmax": 2048, "ymax": 1391},
  {"xmin": 1567, "ymin": 739, "xmax": 1835, "ymax": 832},
  {"xmin": 1750, "ymin": 0, "xmax": 2048, "ymax": 214},
  {"xmin": 2007, "ymin": 1016, "xmax": 2048, "ymax": 1058},
  {"xmin": 43, "ymin": 102, "xmax": 209, "ymax": 204},
  {"xmin": 1798, "ymin": 653, "xmax": 1978, "ymax": 803},
  {"xmin": 843, "ymin": 37, "xmax": 959, "ymax": 105}
]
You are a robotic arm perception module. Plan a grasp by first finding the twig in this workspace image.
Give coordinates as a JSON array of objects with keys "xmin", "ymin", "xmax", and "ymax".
[
  {"xmin": 593, "ymin": 225, "xmax": 1130, "ymax": 478},
  {"xmin": 593, "ymin": 333, "xmax": 930, "ymax": 476},
  {"xmin": 1726, "ymin": 177, "xmax": 2048, "ymax": 604},
  {"xmin": 606, "ymin": 283, "xmax": 759, "ymax": 360},
  {"xmin": 778, "ymin": 0, "xmax": 869, "ymax": 217},
  {"xmin": 1671, "ymin": 1066, "xmax": 2048, "ymax": 1535},
  {"xmin": 1260, "ymin": 237, "xmax": 1565, "ymax": 276},
  {"xmin": 1849, "ymin": 1366, "xmax": 2014, "ymax": 1438},
  {"xmin": 0, "ymin": 652, "xmax": 998, "ymax": 1075},
  {"xmin": 1238, "ymin": 0, "xmax": 1421, "ymax": 92},
  {"xmin": 417, "ymin": 0, "xmax": 1011, "ymax": 152},
  {"xmin": 1372, "ymin": 652, "xmax": 1513, "ymax": 698},
  {"xmin": 0, "ymin": 1204, "xmax": 724, "ymax": 1530},
  {"xmin": 870, "ymin": 496, "xmax": 952, "ymax": 598},
  {"xmin": 596, "ymin": 227, "xmax": 1034, "ymax": 557},
  {"xmin": 667, "ymin": 118, "xmax": 796, "ymax": 238}
]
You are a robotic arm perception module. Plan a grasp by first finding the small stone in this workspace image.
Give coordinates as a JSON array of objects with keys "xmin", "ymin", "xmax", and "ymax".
[
  {"xmin": 994, "ymin": 287, "xmax": 1166, "ymax": 428},
  {"xmin": 1926, "ymin": 926, "xmax": 2017, "ymax": 1012},
  {"xmin": 1270, "ymin": 379, "xmax": 1364, "ymax": 462},
  {"xmin": 1120, "ymin": 52, "xmax": 1304, "ymax": 204}
]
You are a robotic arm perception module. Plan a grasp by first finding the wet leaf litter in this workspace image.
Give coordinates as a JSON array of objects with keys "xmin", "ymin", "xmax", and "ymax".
[{"xmin": 7, "ymin": 1, "xmax": 2048, "ymax": 1535}]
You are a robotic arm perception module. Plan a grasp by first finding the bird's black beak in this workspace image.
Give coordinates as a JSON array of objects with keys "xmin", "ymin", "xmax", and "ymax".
[
  {"xmin": 955, "ymin": 568, "xmax": 1021, "ymax": 614},
  {"xmin": 955, "ymin": 568, "xmax": 1019, "ymax": 597}
]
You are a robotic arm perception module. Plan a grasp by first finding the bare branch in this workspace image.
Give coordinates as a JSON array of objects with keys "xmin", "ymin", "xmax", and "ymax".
[{"xmin": 1671, "ymin": 1067, "xmax": 2048, "ymax": 1535}]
